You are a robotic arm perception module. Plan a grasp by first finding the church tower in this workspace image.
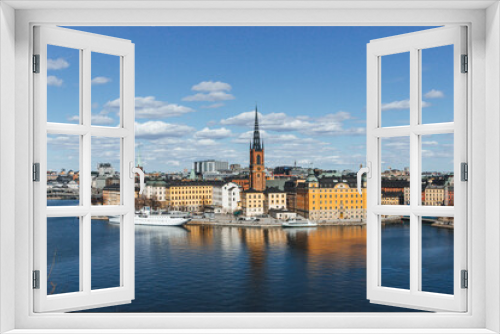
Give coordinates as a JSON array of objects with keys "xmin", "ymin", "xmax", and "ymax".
[{"xmin": 249, "ymin": 107, "xmax": 265, "ymax": 191}]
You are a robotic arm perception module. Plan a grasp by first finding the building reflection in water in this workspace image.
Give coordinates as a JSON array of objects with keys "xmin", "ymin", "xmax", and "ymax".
[{"xmin": 77, "ymin": 222, "xmax": 431, "ymax": 312}]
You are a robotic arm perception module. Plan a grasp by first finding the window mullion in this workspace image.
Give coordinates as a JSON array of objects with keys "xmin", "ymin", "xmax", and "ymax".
[
  {"xmin": 81, "ymin": 47, "xmax": 92, "ymax": 294},
  {"xmin": 409, "ymin": 47, "xmax": 420, "ymax": 294}
]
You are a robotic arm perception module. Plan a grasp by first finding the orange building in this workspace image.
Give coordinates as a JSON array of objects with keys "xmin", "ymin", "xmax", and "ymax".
[
  {"xmin": 102, "ymin": 184, "xmax": 120, "ymax": 205},
  {"xmin": 296, "ymin": 170, "xmax": 367, "ymax": 221},
  {"xmin": 232, "ymin": 178, "xmax": 250, "ymax": 191}
]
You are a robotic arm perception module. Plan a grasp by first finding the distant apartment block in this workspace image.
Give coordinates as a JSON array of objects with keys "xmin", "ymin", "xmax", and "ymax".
[
  {"xmin": 97, "ymin": 163, "xmax": 115, "ymax": 176},
  {"xmin": 193, "ymin": 160, "xmax": 229, "ymax": 174},
  {"xmin": 230, "ymin": 164, "xmax": 241, "ymax": 171}
]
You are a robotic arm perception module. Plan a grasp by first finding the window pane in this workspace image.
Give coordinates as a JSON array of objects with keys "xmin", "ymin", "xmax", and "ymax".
[
  {"xmin": 91, "ymin": 137, "xmax": 121, "ymax": 206},
  {"xmin": 91, "ymin": 216, "xmax": 121, "ymax": 290},
  {"xmin": 421, "ymin": 217, "xmax": 454, "ymax": 294},
  {"xmin": 91, "ymin": 52, "xmax": 121, "ymax": 127},
  {"xmin": 47, "ymin": 45, "xmax": 80, "ymax": 124},
  {"xmin": 422, "ymin": 133, "xmax": 454, "ymax": 206},
  {"xmin": 381, "ymin": 52, "xmax": 410, "ymax": 127},
  {"xmin": 381, "ymin": 137, "xmax": 410, "ymax": 205},
  {"xmin": 47, "ymin": 134, "xmax": 80, "ymax": 205},
  {"xmin": 46, "ymin": 216, "xmax": 80, "ymax": 295},
  {"xmin": 421, "ymin": 45, "xmax": 454, "ymax": 124},
  {"xmin": 381, "ymin": 217, "xmax": 410, "ymax": 290}
]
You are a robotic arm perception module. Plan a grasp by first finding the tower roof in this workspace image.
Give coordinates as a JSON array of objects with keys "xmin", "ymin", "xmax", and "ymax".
[
  {"xmin": 252, "ymin": 106, "xmax": 262, "ymax": 151},
  {"xmin": 306, "ymin": 169, "xmax": 319, "ymax": 183}
]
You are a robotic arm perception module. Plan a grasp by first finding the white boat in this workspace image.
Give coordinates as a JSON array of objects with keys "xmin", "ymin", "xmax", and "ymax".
[
  {"xmin": 109, "ymin": 207, "xmax": 191, "ymax": 227},
  {"xmin": 282, "ymin": 219, "xmax": 318, "ymax": 228},
  {"xmin": 165, "ymin": 210, "xmax": 191, "ymax": 219}
]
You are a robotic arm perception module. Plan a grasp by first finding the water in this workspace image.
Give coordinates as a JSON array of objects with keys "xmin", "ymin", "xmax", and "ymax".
[{"xmin": 47, "ymin": 200, "xmax": 454, "ymax": 312}]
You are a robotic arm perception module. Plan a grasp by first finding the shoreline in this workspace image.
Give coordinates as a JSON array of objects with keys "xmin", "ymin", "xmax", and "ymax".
[{"xmin": 187, "ymin": 219, "xmax": 368, "ymax": 227}]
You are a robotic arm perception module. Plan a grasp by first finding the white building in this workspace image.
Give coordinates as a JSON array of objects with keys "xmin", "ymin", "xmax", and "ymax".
[
  {"xmin": 212, "ymin": 183, "xmax": 223, "ymax": 209},
  {"xmin": 144, "ymin": 180, "xmax": 168, "ymax": 202},
  {"xmin": 221, "ymin": 182, "xmax": 241, "ymax": 213},
  {"xmin": 193, "ymin": 160, "xmax": 229, "ymax": 174},
  {"xmin": 97, "ymin": 163, "xmax": 115, "ymax": 176}
]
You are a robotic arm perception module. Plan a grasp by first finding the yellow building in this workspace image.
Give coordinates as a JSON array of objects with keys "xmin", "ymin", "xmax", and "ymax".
[
  {"xmin": 168, "ymin": 181, "xmax": 223, "ymax": 212},
  {"xmin": 264, "ymin": 187, "xmax": 287, "ymax": 211},
  {"xmin": 241, "ymin": 189, "xmax": 265, "ymax": 217},
  {"xmin": 424, "ymin": 185, "xmax": 445, "ymax": 206},
  {"xmin": 381, "ymin": 193, "xmax": 401, "ymax": 205},
  {"xmin": 296, "ymin": 169, "xmax": 367, "ymax": 221}
]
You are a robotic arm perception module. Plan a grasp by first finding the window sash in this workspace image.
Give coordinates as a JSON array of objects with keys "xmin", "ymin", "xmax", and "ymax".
[
  {"xmin": 32, "ymin": 25, "xmax": 136, "ymax": 313},
  {"xmin": 366, "ymin": 26, "xmax": 467, "ymax": 312}
]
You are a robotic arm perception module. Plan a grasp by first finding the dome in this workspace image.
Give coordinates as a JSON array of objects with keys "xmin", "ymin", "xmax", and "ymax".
[{"xmin": 305, "ymin": 169, "xmax": 318, "ymax": 183}]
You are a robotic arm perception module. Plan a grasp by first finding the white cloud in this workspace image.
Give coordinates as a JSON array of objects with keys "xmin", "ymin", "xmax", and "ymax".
[
  {"xmin": 104, "ymin": 96, "xmax": 195, "ymax": 119},
  {"xmin": 47, "ymin": 76, "xmax": 63, "ymax": 87},
  {"xmin": 197, "ymin": 139, "xmax": 217, "ymax": 146},
  {"xmin": 47, "ymin": 58, "xmax": 69, "ymax": 70},
  {"xmin": 222, "ymin": 110, "xmax": 363, "ymax": 136},
  {"xmin": 422, "ymin": 140, "xmax": 439, "ymax": 146},
  {"xmin": 201, "ymin": 103, "xmax": 225, "ymax": 109},
  {"xmin": 184, "ymin": 81, "xmax": 235, "ymax": 102},
  {"xmin": 424, "ymin": 89, "xmax": 444, "ymax": 99},
  {"xmin": 91, "ymin": 76, "xmax": 111, "ymax": 85},
  {"xmin": 221, "ymin": 111, "xmax": 308, "ymax": 132},
  {"xmin": 234, "ymin": 130, "xmax": 326, "ymax": 146},
  {"xmin": 135, "ymin": 121, "xmax": 195, "ymax": 139},
  {"xmin": 68, "ymin": 113, "xmax": 115, "ymax": 125},
  {"xmin": 194, "ymin": 127, "xmax": 232, "ymax": 139},
  {"xmin": 192, "ymin": 81, "xmax": 232, "ymax": 92},
  {"xmin": 91, "ymin": 114, "xmax": 115, "ymax": 125},
  {"xmin": 47, "ymin": 134, "xmax": 79, "ymax": 149},
  {"xmin": 381, "ymin": 99, "xmax": 431, "ymax": 110},
  {"xmin": 182, "ymin": 91, "xmax": 235, "ymax": 102}
]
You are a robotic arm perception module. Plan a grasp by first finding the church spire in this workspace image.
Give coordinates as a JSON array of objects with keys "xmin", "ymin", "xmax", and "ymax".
[{"xmin": 252, "ymin": 106, "xmax": 262, "ymax": 150}]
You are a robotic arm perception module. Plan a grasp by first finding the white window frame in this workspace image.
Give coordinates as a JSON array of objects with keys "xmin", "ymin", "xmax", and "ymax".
[
  {"xmin": 32, "ymin": 25, "xmax": 136, "ymax": 313},
  {"xmin": 0, "ymin": 1, "xmax": 498, "ymax": 333},
  {"xmin": 366, "ymin": 26, "xmax": 467, "ymax": 312}
]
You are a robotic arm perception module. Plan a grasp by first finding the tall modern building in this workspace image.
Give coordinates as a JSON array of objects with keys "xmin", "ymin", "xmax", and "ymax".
[
  {"xmin": 193, "ymin": 160, "xmax": 229, "ymax": 174},
  {"xmin": 249, "ymin": 107, "xmax": 266, "ymax": 191}
]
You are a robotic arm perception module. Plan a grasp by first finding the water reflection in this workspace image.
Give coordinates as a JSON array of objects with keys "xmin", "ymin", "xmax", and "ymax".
[{"xmin": 70, "ymin": 222, "xmax": 449, "ymax": 312}]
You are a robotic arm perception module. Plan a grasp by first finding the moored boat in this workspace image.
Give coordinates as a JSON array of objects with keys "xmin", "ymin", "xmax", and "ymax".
[
  {"xmin": 282, "ymin": 219, "xmax": 318, "ymax": 228},
  {"xmin": 109, "ymin": 207, "xmax": 191, "ymax": 226}
]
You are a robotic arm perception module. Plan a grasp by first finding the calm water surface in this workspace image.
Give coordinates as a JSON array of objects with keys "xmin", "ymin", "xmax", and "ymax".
[{"xmin": 47, "ymin": 200, "xmax": 454, "ymax": 312}]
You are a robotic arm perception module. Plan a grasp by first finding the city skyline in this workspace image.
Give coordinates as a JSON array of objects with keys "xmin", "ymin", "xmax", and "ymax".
[{"xmin": 47, "ymin": 26, "xmax": 454, "ymax": 173}]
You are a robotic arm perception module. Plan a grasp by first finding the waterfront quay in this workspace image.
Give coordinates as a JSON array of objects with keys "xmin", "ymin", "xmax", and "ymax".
[{"xmin": 188, "ymin": 213, "xmax": 367, "ymax": 227}]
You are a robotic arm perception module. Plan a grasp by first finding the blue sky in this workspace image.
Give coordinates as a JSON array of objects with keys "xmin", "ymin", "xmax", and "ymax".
[{"xmin": 46, "ymin": 26, "xmax": 454, "ymax": 173}]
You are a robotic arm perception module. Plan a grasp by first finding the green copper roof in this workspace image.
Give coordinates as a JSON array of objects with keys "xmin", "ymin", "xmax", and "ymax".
[{"xmin": 305, "ymin": 169, "xmax": 318, "ymax": 183}]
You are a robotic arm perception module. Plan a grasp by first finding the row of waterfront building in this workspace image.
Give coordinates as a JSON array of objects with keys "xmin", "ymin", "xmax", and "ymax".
[{"xmin": 46, "ymin": 108, "xmax": 454, "ymax": 220}]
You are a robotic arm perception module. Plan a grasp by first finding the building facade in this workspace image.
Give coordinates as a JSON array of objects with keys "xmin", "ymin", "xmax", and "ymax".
[
  {"xmin": 193, "ymin": 160, "xmax": 229, "ymax": 174},
  {"xmin": 144, "ymin": 180, "xmax": 168, "ymax": 202},
  {"xmin": 221, "ymin": 182, "xmax": 241, "ymax": 213},
  {"xmin": 231, "ymin": 177, "xmax": 250, "ymax": 191},
  {"xmin": 264, "ymin": 187, "xmax": 287, "ymax": 212},
  {"xmin": 212, "ymin": 183, "xmax": 223, "ymax": 209},
  {"xmin": 424, "ymin": 185, "xmax": 445, "ymax": 206},
  {"xmin": 168, "ymin": 181, "xmax": 223, "ymax": 212},
  {"xmin": 241, "ymin": 189, "xmax": 265, "ymax": 217},
  {"xmin": 295, "ymin": 169, "xmax": 367, "ymax": 221},
  {"xmin": 102, "ymin": 184, "xmax": 120, "ymax": 206}
]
